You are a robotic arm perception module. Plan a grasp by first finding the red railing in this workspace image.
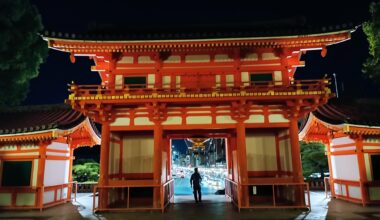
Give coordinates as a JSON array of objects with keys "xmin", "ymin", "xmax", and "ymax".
[
  {"xmin": 92, "ymin": 179, "xmax": 174, "ymax": 213},
  {"xmin": 0, "ymin": 181, "xmax": 77, "ymax": 211},
  {"xmin": 225, "ymin": 179, "xmax": 311, "ymax": 211},
  {"xmin": 68, "ymin": 79, "xmax": 330, "ymax": 101}
]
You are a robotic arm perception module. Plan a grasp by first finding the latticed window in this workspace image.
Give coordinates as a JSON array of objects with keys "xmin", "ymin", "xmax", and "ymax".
[
  {"xmin": 250, "ymin": 73, "xmax": 273, "ymax": 85},
  {"xmin": 1, "ymin": 161, "xmax": 32, "ymax": 186},
  {"xmin": 124, "ymin": 76, "xmax": 146, "ymax": 88},
  {"xmin": 371, "ymin": 154, "xmax": 380, "ymax": 181}
]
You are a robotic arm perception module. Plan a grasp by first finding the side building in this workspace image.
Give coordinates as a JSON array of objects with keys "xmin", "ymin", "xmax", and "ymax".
[
  {"xmin": 300, "ymin": 101, "xmax": 380, "ymax": 205},
  {"xmin": 0, "ymin": 105, "xmax": 100, "ymax": 210},
  {"xmin": 43, "ymin": 22, "xmax": 355, "ymax": 211}
]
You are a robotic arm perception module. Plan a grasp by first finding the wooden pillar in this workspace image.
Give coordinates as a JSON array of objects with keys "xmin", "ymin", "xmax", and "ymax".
[
  {"xmin": 99, "ymin": 122, "xmax": 110, "ymax": 209},
  {"xmin": 67, "ymin": 146, "xmax": 74, "ymax": 200},
  {"xmin": 325, "ymin": 139, "xmax": 335, "ymax": 197},
  {"xmin": 153, "ymin": 123, "xmax": 163, "ymax": 208},
  {"xmin": 166, "ymin": 137, "xmax": 171, "ymax": 181},
  {"xmin": 37, "ymin": 142, "xmax": 49, "ymax": 208},
  {"xmin": 119, "ymin": 139, "xmax": 123, "ymax": 180},
  {"xmin": 289, "ymin": 118, "xmax": 303, "ymax": 182},
  {"xmin": 356, "ymin": 135, "xmax": 369, "ymax": 205},
  {"xmin": 275, "ymin": 133, "xmax": 282, "ymax": 176},
  {"xmin": 289, "ymin": 117, "xmax": 305, "ymax": 205},
  {"xmin": 226, "ymin": 137, "xmax": 233, "ymax": 179},
  {"xmin": 236, "ymin": 122, "xmax": 249, "ymax": 207}
]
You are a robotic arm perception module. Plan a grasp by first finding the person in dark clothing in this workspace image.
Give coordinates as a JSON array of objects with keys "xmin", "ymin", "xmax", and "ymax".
[{"xmin": 190, "ymin": 167, "xmax": 202, "ymax": 203}]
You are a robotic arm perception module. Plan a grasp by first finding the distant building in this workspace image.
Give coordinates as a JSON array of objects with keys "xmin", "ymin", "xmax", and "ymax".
[
  {"xmin": 300, "ymin": 101, "xmax": 380, "ymax": 205},
  {"xmin": 0, "ymin": 105, "xmax": 100, "ymax": 210},
  {"xmin": 43, "ymin": 21, "xmax": 355, "ymax": 211}
]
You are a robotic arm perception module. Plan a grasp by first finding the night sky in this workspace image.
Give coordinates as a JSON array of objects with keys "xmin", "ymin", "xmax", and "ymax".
[{"xmin": 24, "ymin": 0, "xmax": 378, "ymax": 105}]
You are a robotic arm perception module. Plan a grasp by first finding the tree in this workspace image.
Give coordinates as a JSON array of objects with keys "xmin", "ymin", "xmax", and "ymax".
[
  {"xmin": 300, "ymin": 141, "xmax": 329, "ymax": 180},
  {"xmin": 363, "ymin": 2, "xmax": 380, "ymax": 84},
  {"xmin": 0, "ymin": 0, "xmax": 47, "ymax": 106},
  {"xmin": 72, "ymin": 159, "xmax": 100, "ymax": 183}
]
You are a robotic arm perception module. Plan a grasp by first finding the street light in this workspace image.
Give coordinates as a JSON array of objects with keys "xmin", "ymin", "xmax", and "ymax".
[{"xmin": 333, "ymin": 73, "xmax": 339, "ymax": 98}]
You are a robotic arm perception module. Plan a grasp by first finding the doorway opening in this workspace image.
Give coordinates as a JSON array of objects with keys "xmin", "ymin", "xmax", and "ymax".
[{"xmin": 170, "ymin": 135, "xmax": 229, "ymax": 203}]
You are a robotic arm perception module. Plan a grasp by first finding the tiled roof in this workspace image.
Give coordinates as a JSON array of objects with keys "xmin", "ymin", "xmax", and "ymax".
[
  {"xmin": 313, "ymin": 100, "xmax": 380, "ymax": 127},
  {"xmin": 42, "ymin": 19, "xmax": 358, "ymax": 41},
  {"xmin": 0, "ymin": 104, "xmax": 86, "ymax": 135}
]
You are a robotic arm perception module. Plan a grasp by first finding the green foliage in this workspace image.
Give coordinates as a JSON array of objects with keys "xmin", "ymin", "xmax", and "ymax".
[
  {"xmin": 300, "ymin": 141, "xmax": 329, "ymax": 180},
  {"xmin": 0, "ymin": 0, "xmax": 48, "ymax": 106},
  {"xmin": 363, "ymin": 2, "xmax": 380, "ymax": 84},
  {"xmin": 72, "ymin": 160, "xmax": 99, "ymax": 183}
]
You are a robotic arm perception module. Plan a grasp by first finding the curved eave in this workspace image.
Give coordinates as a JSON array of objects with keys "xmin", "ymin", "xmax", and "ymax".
[
  {"xmin": 343, "ymin": 124, "xmax": 380, "ymax": 135},
  {"xmin": 0, "ymin": 129, "xmax": 57, "ymax": 143},
  {"xmin": 57, "ymin": 118, "xmax": 101, "ymax": 148},
  {"xmin": 0, "ymin": 118, "xmax": 101, "ymax": 145},
  {"xmin": 299, "ymin": 113, "xmax": 344, "ymax": 141},
  {"xmin": 43, "ymin": 29, "xmax": 353, "ymax": 53}
]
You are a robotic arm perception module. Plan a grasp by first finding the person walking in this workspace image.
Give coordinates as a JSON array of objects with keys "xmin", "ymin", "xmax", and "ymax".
[{"xmin": 190, "ymin": 167, "xmax": 202, "ymax": 203}]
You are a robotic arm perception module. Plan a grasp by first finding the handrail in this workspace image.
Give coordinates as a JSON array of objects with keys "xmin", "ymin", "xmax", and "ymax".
[
  {"xmin": 68, "ymin": 79, "xmax": 331, "ymax": 99},
  {"xmin": 225, "ymin": 180, "xmax": 311, "ymax": 211},
  {"xmin": 92, "ymin": 179, "xmax": 174, "ymax": 213}
]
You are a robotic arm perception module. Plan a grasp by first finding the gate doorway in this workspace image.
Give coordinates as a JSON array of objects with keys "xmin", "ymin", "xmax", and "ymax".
[{"xmin": 168, "ymin": 133, "xmax": 230, "ymax": 204}]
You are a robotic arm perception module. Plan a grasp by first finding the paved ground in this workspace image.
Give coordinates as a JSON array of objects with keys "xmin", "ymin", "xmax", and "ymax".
[{"xmin": 1, "ymin": 192, "xmax": 380, "ymax": 220}]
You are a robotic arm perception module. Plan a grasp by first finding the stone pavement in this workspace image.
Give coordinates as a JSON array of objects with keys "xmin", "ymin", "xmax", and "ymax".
[{"xmin": 0, "ymin": 191, "xmax": 379, "ymax": 220}]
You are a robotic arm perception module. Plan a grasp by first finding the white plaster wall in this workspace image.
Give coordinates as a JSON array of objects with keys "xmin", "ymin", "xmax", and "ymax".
[
  {"xmin": 268, "ymin": 114, "xmax": 288, "ymax": 123},
  {"xmin": 147, "ymin": 74, "xmax": 155, "ymax": 88},
  {"xmin": 246, "ymin": 133, "xmax": 277, "ymax": 171},
  {"xmin": 16, "ymin": 193, "xmax": 35, "ymax": 206},
  {"xmin": 163, "ymin": 76, "xmax": 171, "ymax": 88},
  {"xmin": 262, "ymin": 52, "xmax": 279, "ymax": 60},
  {"xmin": 364, "ymin": 153, "xmax": 372, "ymax": 181},
  {"xmin": 331, "ymin": 155, "xmax": 360, "ymax": 181},
  {"xmin": 348, "ymin": 186, "xmax": 362, "ymax": 199},
  {"xmin": 369, "ymin": 187, "xmax": 380, "ymax": 200},
  {"xmin": 185, "ymin": 55, "xmax": 210, "ymax": 63},
  {"xmin": 118, "ymin": 56, "xmax": 134, "ymax": 64},
  {"xmin": 109, "ymin": 139, "xmax": 120, "ymax": 175},
  {"xmin": 134, "ymin": 117, "xmax": 154, "ymax": 125},
  {"xmin": 246, "ymin": 115, "xmax": 265, "ymax": 123},
  {"xmin": 115, "ymin": 75, "xmax": 123, "ymax": 89},
  {"xmin": 32, "ymin": 159, "xmax": 39, "ymax": 187},
  {"xmin": 163, "ymin": 55, "xmax": 180, "ymax": 63},
  {"xmin": 216, "ymin": 115, "xmax": 236, "ymax": 124},
  {"xmin": 186, "ymin": 116, "xmax": 212, "ymax": 124},
  {"xmin": 332, "ymin": 136, "xmax": 355, "ymax": 146},
  {"xmin": 242, "ymin": 53, "xmax": 258, "ymax": 61},
  {"xmin": 0, "ymin": 193, "xmax": 11, "ymax": 206},
  {"xmin": 279, "ymin": 138, "xmax": 292, "ymax": 172},
  {"xmin": 214, "ymin": 54, "xmax": 233, "ymax": 62},
  {"xmin": 47, "ymin": 142, "xmax": 69, "ymax": 151},
  {"xmin": 138, "ymin": 56, "xmax": 154, "ymax": 63},
  {"xmin": 162, "ymin": 116, "xmax": 182, "ymax": 125},
  {"xmin": 111, "ymin": 118, "xmax": 130, "ymax": 126},
  {"xmin": 334, "ymin": 183, "xmax": 342, "ymax": 195},
  {"xmin": 122, "ymin": 135, "xmax": 154, "ymax": 173},
  {"xmin": 44, "ymin": 160, "xmax": 69, "ymax": 186},
  {"xmin": 43, "ymin": 190, "xmax": 55, "ymax": 204}
]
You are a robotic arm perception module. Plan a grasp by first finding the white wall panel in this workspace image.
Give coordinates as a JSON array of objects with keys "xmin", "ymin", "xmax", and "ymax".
[{"xmin": 331, "ymin": 155, "xmax": 359, "ymax": 181}]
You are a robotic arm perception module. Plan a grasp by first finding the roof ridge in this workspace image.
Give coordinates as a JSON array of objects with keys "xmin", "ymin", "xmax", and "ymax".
[{"xmin": 0, "ymin": 104, "xmax": 71, "ymax": 113}]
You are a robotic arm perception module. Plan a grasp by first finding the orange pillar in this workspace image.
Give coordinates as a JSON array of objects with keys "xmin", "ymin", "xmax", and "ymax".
[
  {"xmin": 289, "ymin": 117, "xmax": 303, "ymax": 182},
  {"xmin": 67, "ymin": 146, "xmax": 74, "ymax": 200},
  {"xmin": 325, "ymin": 140, "xmax": 335, "ymax": 197},
  {"xmin": 275, "ymin": 133, "xmax": 282, "ymax": 176},
  {"xmin": 356, "ymin": 135, "xmax": 369, "ymax": 205},
  {"xmin": 37, "ymin": 142, "xmax": 49, "ymax": 209},
  {"xmin": 99, "ymin": 122, "xmax": 110, "ymax": 209},
  {"xmin": 226, "ymin": 137, "xmax": 233, "ymax": 179},
  {"xmin": 236, "ymin": 122, "xmax": 249, "ymax": 207},
  {"xmin": 153, "ymin": 123, "xmax": 163, "ymax": 208},
  {"xmin": 289, "ymin": 117, "xmax": 305, "ymax": 205}
]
